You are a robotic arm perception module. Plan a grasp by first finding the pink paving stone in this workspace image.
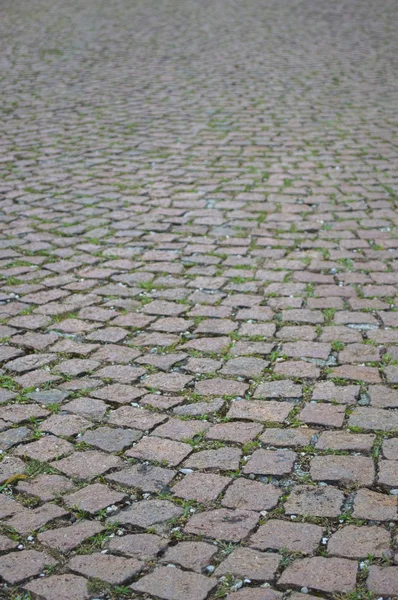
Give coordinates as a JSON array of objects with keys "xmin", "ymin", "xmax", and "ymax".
[
  {"xmin": 377, "ymin": 460, "xmax": 398, "ymax": 487},
  {"xmin": 125, "ymin": 436, "xmax": 192, "ymax": 466},
  {"xmin": 161, "ymin": 541, "xmax": 217, "ymax": 572},
  {"xmin": 329, "ymin": 364, "xmax": 381, "ymax": 383},
  {"xmin": 348, "ymin": 407, "xmax": 398, "ymax": 431},
  {"xmin": 142, "ymin": 372, "xmax": 193, "ymax": 392},
  {"xmin": 172, "ymin": 472, "xmax": 231, "ymax": 503},
  {"xmin": 0, "ymin": 549, "xmax": 57, "ymax": 585},
  {"xmin": 14, "ymin": 434, "xmax": 74, "ymax": 461},
  {"xmin": 274, "ymin": 360, "xmax": 320, "ymax": 379},
  {"xmin": 244, "ymin": 449, "xmax": 296, "ymax": 476},
  {"xmin": 250, "ymin": 520, "xmax": 323, "ymax": 554},
  {"xmin": 51, "ymin": 450, "xmax": 122, "ymax": 479},
  {"xmin": 254, "ymin": 380, "xmax": 302, "ymax": 398},
  {"xmin": 4, "ymin": 352, "xmax": 57, "ymax": 373},
  {"xmin": 108, "ymin": 499, "xmax": 183, "ymax": 528},
  {"xmin": 310, "ymin": 455, "xmax": 375, "ymax": 486},
  {"xmin": 259, "ymin": 427, "xmax": 316, "ymax": 447},
  {"xmin": 367, "ymin": 565, "xmax": 398, "ymax": 596},
  {"xmin": 227, "ymin": 400, "xmax": 292, "ymax": 423},
  {"xmin": 222, "ymin": 478, "xmax": 282, "ymax": 511},
  {"xmin": 182, "ymin": 336, "xmax": 231, "ymax": 353},
  {"xmin": 39, "ymin": 413, "xmax": 92, "ymax": 437},
  {"xmin": 0, "ymin": 535, "xmax": 18, "ymax": 553},
  {"xmin": 284, "ymin": 485, "xmax": 345, "ymax": 517},
  {"xmin": 383, "ymin": 437, "xmax": 398, "ymax": 459},
  {"xmin": 0, "ymin": 494, "xmax": 24, "ymax": 519},
  {"xmin": 185, "ymin": 508, "xmax": 259, "ymax": 541},
  {"xmin": 316, "ymin": 430, "xmax": 375, "ymax": 452},
  {"xmin": 312, "ymin": 381, "xmax": 360, "ymax": 404},
  {"xmin": 173, "ymin": 397, "xmax": 225, "ymax": 417},
  {"xmin": 131, "ymin": 566, "xmax": 217, "ymax": 600},
  {"xmin": 107, "ymin": 405, "xmax": 167, "ymax": 430},
  {"xmin": 353, "ymin": 489, "xmax": 398, "ymax": 520},
  {"xmin": 215, "ymin": 547, "xmax": 280, "ymax": 581},
  {"xmin": 5, "ymin": 503, "xmax": 68, "ymax": 535},
  {"xmin": 68, "ymin": 553, "xmax": 143, "ymax": 584},
  {"xmin": 299, "ymin": 402, "xmax": 346, "ymax": 428},
  {"xmin": 327, "ymin": 525, "xmax": 391, "ymax": 559},
  {"xmin": 24, "ymin": 574, "xmax": 90, "ymax": 600},
  {"xmin": 206, "ymin": 421, "xmax": 263, "ymax": 443},
  {"xmin": 369, "ymin": 385, "xmax": 398, "ymax": 408},
  {"xmin": 82, "ymin": 426, "xmax": 142, "ymax": 452},
  {"xmin": 183, "ymin": 446, "xmax": 242, "ymax": 470},
  {"xmin": 95, "ymin": 364, "xmax": 145, "ymax": 382},
  {"xmin": 278, "ymin": 557, "xmax": 357, "ymax": 593},
  {"xmin": 195, "ymin": 377, "xmax": 249, "ymax": 396},
  {"xmin": 37, "ymin": 520, "xmax": 105, "ymax": 552},
  {"xmin": 1, "ymin": 404, "xmax": 49, "ymax": 424},
  {"xmin": 64, "ymin": 482, "xmax": 126, "ymax": 513},
  {"xmin": 16, "ymin": 474, "xmax": 74, "ymax": 502},
  {"xmin": 226, "ymin": 590, "xmax": 282, "ymax": 600},
  {"xmin": 106, "ymin": 463, "xmax": 176, "ymax": 492},
  {"xmin": 152, "ymin": 417, "xmax": 209, "ymax": 441},
  {"xmin": 92, "ymin": 383, "xmax": 145, "ymax": 404},
  {"xmin": 107, "ymin": 533, "xmax": 169, "ymax": 560},
  {"xmin": 141, "ymin": 394, "xmax": 185, "ymax": 410}
]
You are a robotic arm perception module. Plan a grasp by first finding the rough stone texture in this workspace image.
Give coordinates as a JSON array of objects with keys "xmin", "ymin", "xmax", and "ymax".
[
  {"xmin": 250, "ymin": 520, "xmax": 323, "ymax": 554},
  {"xmin": 0, "ymin": 549, "xmax": 57, "ymax": 584},
  {"xmin": 107, "ymin": 533, "xmax": 169, "ymax": 560},
  {"xmin": 367, "ymin": 565, "xmax": 398, "ymax": 596},
  {"xmin": 222, "ymin": 478, "xmax": 282, "ymax": 511},
  {"xmin": 215, "ymin": 547, "xmax": 280, "ymax": 581},
  {"xmin": 68, "ymin": 553, "xmax": 143, "ymax": 584},
  {"xmin": 284, "ymin": 485, "xmax": 345, "ymax": 517},
  {"xmin": 278, "ymin": 557, "xmax": 357, "ymax": 593},
  {"xmin": 1, "ymin": 1, "xmax": 398, "ymax": 595},
  {"xmin": 24, "ymin": 575, "xmax": 90, "ymax": 600},
  {"xmin": 161, "ymin": 541, "xmax": 217, "ymax": 572},
  {"xmin": 38, "ymin": 520, "xmax": 104, "ymax": 552},
  {"xmin": 328, "ymin": 525, "xmax": 391, "ymax": 558},
  {"xmin": 109, "ymin": 500, "xmax": 183, "ymax": 528},
  {"xmin": 131, "ymin": 566, "xmax": 217, "ymax": 600},
  {"xmin": 310, "ymin": 455, "xmax": 375, "ymax": 486},
  {"xmin": 185, "ymin": 509, "xmax": 259, "ymax": 541}
]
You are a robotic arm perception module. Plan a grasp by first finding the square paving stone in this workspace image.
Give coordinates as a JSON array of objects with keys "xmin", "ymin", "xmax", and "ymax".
[
  {"xmin": 0, "ymin": 549, "xmax": 57, "ymax": 584},
  {"xmin": 367, "ymin": 565, "xmax": 398, "ymax": 596},
  {"xmin": 316, "ymin": 431, "xmax": 375, "ymax": 452},
  {"xmin": 0, "ymin": 495, "xmax": 24, "ymax": 519},
  {"xmin": 278, "ymin": 557, "xmax": 357, "ymax": 593},
  {"xmin": 161, "ymin": 541, "xmax": 217, "ymax": 572},
  {"xmin": 328, "ymin": 525, "xmax": 391, "ymax": 559},
  {"xmin": 131, "ymin": 566, "xmax": 217, "ymax": 600},
  {"xmin": 64, "ymin": 483, "xmax": 126, "ymax": 514},
  {"xmin": 244, "ymin": 449, "xmax": 296, "ymax": 476},
  {"xmin": 183, "ymin": 447, "xmax": 241, "ymax": 471},
  {"xmin": 221, "ymin": 478, "xmax": 282, "ymax": 511},
  {"xmin": 173, "ymin": 397, "xmax": 225, "ymax": 417},
  {"xmin": 0, "ymin": 426, "xmax": 33, "ymax": 450},
  {"xmin": 107, "ymin": 406, "xmax": 167, "ymax": 430},
  {"xmin": 14, "ymin": 434, "xmax": 74, "ymax": 462},
  {"xmin": 299, "ymin": 402, "xmax": 345, "ymax": 428},
  {"xmin": 0, "ymin": 535, "xmax": 18, "ymax": 553},
  {"xmin": 185, "ymin": 508, "xmax": 258, "ymax": 542},
  {"xmin": 226, "ymin": 590, "xmax": 282, "ymax": 600},
  {"xmin": 378, "ymin": 459, "xmax": 398, "ymax": 487},
  {"xmin": 39, "ymin": 414, "xmax": 92, "ymax": 437},
  {"xmin": 284, "ymin": 485, "xmax": 345, "ymax": 517},
  {"xmin": 107, "ymin": 533, "xmax": 169, "ymax": 560},
  {"xmin": 82, "ymin": 426, "xmax": 142, "ymax": 452},
  {"xmin": 38, "ymin": 520, "xmax": 105, "ymax": 552},
  {"xmin": 5, "ymin": 503, "xmax": 68, "ymax": 535},
  {"xmin": 352, "ymin": 488, "xmax": 398, "ymax": 520},
  {"xmin": 348, "ymin": 407, "xmax": 398, "ymax": 431},
  {"xmin": 0, "ymin": 456, "xmax": 26, "ymax": 484},
  {"xmin": 63, "ymin": 397, "xmax": 107, "ymax": 421},
  {"xmin": 227, "ymin": 400, "xmax": 292, "ymax": 423},
  {"xmin": 254, "ymin": 380, "xmax": 302, "ymax": 399},
  {"xmin": 92, "ymin": 383, "xmax": 145, "ymax": 404},
  {"xmin": 51, "ymin": 450, "xmax": 122, "ymax": 480},
  {"xmin": 108, "ymin": 500, "xmax": 183, "ymax": 529},
  {"xmin": 383, "ymin": 437, "xmax": 398, "ymax": 459},
  {"xmin": 125, "ymin": 436, "xmax": 192, "ymax": 466},
  {"xmin": 259, "ymin": 427, "xmax": 316, "ymax": 447},
  {"xmin": 310, "ymin": 455, "xmax": 375, "ymax": 486},
  {"xmin": 142, "ymin": 372, "xmax": 193, "ymax": 392},
  {"xmin": 107, "ymin": 464, "xmax": 176, "ymax": 492},
  {"xmin": 206, "ymin": 422, "xmax": 263, "ymax": 444},
  {"xmin": 16, "ymin": 474, "xmax": 74, "ymax": 502},
  {"xmin": 194, "ymin": 377, "xmax": 249, "ymax": 396},
  {"xmin": 215, "ymin": 547, "xmax": 280, "ymax": 581},
  {"xmin": 24, "ymin": 574, "xmax": 90, "ymax": 600},
  {"xmin": 68, "ymin": 553, "xmax": 143, "ymax": 584},
  {"xmin": 250, "ymin": 520, "xmax": 323, "ymax": 554},
  {"xmin": 172, "ymin": 472, "xmax": 230, "ymax": 503}
]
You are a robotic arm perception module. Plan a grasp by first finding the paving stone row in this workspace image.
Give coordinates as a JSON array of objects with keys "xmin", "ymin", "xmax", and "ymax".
[{"xmin": 0, "ymin": 0, "xmax": 398, "ymax": 598}]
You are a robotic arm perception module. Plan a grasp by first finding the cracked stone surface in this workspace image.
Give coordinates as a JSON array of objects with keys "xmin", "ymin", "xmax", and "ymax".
[{"xmin": 0, "ymin": 0, "xmax": 397, "ymax": 597}]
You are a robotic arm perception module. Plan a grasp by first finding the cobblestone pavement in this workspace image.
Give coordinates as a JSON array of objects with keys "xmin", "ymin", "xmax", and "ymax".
[{"xmin": 0, "ymin": 0, "xmax": 398, "ymax": 598}]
